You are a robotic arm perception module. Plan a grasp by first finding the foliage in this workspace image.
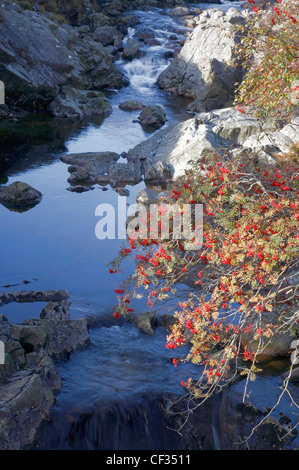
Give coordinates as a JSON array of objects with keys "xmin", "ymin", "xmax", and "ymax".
[
  {"xmin": 110, "ymin": 150, "xmax": 299, "ymax": 402},
  {"xmin": 233, "ymin": 0, "xmax": 299, "ymax": 124}
]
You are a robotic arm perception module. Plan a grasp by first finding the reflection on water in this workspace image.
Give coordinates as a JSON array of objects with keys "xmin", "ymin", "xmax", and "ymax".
[{"xmin": 1, "ymin": 1, "xmax": 297, "ymax": 450}]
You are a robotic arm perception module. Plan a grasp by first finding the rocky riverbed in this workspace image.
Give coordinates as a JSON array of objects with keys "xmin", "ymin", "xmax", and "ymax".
[{"xmin": 0, "ymin": 0, "xmax": 298, "ymax": 451}]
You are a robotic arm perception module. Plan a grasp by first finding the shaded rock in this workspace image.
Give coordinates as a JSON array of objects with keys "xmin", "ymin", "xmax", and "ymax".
[
  {"xmin": 0, "ymin": 182, "xmax": 42, "ymax": 211},
  {"xmin": 138, "ymin": 105, "xmax": 166, "ymax": 131},
  {"xmin": 96, "ymin": 174, "xmax": 110, "ymax": 186},
  {"xmin": 0, "ymin": 370, "xmax": 56, "ymax": 450},
  {"xmin": 136, "ymin": 188, "xmax": 159, "ymax": 204},
  {"xmin": 61, "ymin": 151, "xmax": 119, "ymax": 187},
  {"xmin": 119, "ymin": 100, "xmax": 145, "ymax": 111},
  {"xmin": 0, "ymin": 289, "xmax": 70, "ymax": 307},
  {"xmin": 115, "ymin": 187, "xmax": 130, "ymax": 197},
  {"xmin": 40, "ymin": 300, "xmax": 71, "ymax": 321},
  {"xmin": 0, "ymin": 2, "xmax": 123, "ymax": 115},
  {"xmin": 134, "ymin": 26, "xmax": 155, "ymax": 41},
  {"xmin": 66, "ymin": 185, "xmax": 94, "ymax": 193},
  {"xmin": 170, "ymin": 6, "xmax": 191, "ymax": 17},
  {"xmin": 241, "ymin": 310, "xmax": 295, "ymax": 362},
  {"xmin": 11, "ymin": 318, "xmax": 90, "ymax": 360},
  {"xmin": 93, "ymin": 25, "xmax": 124, "ymax": 49},
  {"xmin": 132, "ymin": 312, "xmax": 157, "ymax": 335},
  {"xmin": 282, "ymin": 367, "xmax": 299, "ymax": 383},
  {"xmin": 157, "ymin": 8, "xmax": 244, "ymax": 112},
  {"xmin": 122, "ymin": 39, "xmax": 141, "ymax": 61},
  {"xmin": 49, "ymin": 87, "xmax": 112, "ymax": 120}
]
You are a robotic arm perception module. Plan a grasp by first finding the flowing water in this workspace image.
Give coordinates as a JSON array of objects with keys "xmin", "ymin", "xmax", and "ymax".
[{"xmin": 0, "ymin": 2, "xmax": 298, "ymax": 450}]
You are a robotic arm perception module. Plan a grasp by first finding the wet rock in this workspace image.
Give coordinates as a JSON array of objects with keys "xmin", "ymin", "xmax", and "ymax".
[
  {"xmin": 122, "ymin": 39, "xmax": 141, "ymax": 61},
  {"xmin": 134, "ymin": 26, "xmax": 155, "ymax": 41},
  {"xmin": 40, "ymin": 300, "xmax": 71, "ymax": 321},
  {"xmin": 132, "ymin": 312, "xmax": 157, "ymax": 335},
  {"xmin": 0, "ymin": 182, "xmax": 42, "ymax": 211},
  {"xmin": 115, "ymin": 188, "xmax": 130, "ymax": 197},
  {"xmin": 138, "ymin": 105, "xmax": 166, "ymax": 131},
  {"xmin": 170, "ymin": 6, "xmax": 191, "ymax": 17},
  {"xmin": 119, "ymin": 100, "xmax": 145, "ymax": 111},
  {"xmin": 10, "ymin": 318, "xmax": 90, "ymax": 360},
  {"xmin": 61, "ymin": 151, "xmax": 119, "ymax": 187},
  {"xmin": 0, "ymin": 289, "xmax": 70, "ymax": 307},
  {"xmin": 66, "ymin": 185, "xmax": 94, "ymax": 193},
  {"xmin": 136, "ymin": 188, "xmax": 159, "ymax": 204},
  {"xmin": 158, "ymin": 8, "xmax": 244, "ymax": 112}
]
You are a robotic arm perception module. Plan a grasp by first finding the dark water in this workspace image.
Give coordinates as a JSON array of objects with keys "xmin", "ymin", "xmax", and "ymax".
[{"xmin": 1, "ymin": 2, "xmax": 298, "ymax": 450}]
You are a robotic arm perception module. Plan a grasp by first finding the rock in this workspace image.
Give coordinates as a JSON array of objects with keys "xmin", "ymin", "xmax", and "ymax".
[
  {"xmin": 241, "ymin": 310, "xmax": 295, "ymax": 362},
  {"xmin": 119, "ymin": 101, "xmax": 145, "ymax": 111},
  {"xmin": 49, "ymin": 87, "xmax": 112, "ymax": 120},
  {"xmin": 61, "ymin": 151, "xmax": 119, "ymax": 187},
  {"xmin": 0, "ymin": 182, "xmax": 42, "ymax": 211},
  {"xmin": 134, "ymin": 26, "xmax": 155, "ymax": 41},
  {"xmin": 11, "ymin": 318, "xmax": 90, "ymax": 360},
  {"xmin": 126, "ymin": 107, "xmax": 298, "ymax": 183},
  {"xmin": 40, "ymin": 300, "xmax": 71, "ymax": 321},
  {"xmin": 138, "ymin": 105, "xmax": 166, "ymax": 131},
  {"xmin": 0, "ymin": 289, "xmax": 70, "ymax": 307},
  {"xmin": 93, "ymin": 25, "xmax": 124, "ymax": 49},
  {"xmin": 0, "ymin": 370, "xmax": 56, "ymax": 450},
  {"xmin": 122, "ymin": 39, "xmax": 141, "ymax": 61},
  {"xmin": 108, "ymin": 161, "xmax": 143, "ymax": 187},
  {"xmin": 136, "ymin": 188, "xmax": 159, "ymax": 204},
  {"xmin": 132, "ymin": 312, "xmax": 157, "ymax": 335},
  {"xmin": 157, "ymin": 8, "xmax": 244, "ymax": 112},
  {"xmin": 0, "ymin": 2, "xmax": 123, "ymax": 116},
  {"xmin": 170, "ymin": 6, "xmax": 191, "ymax": 17},
  {"xmin": 66, "ymin": 185, "xmax": 94, "ymax": 193},
  {"xmin": 115, "ymin": 187, "xmax": 130, "ymax": 197},
  {"xmin": 282, "ymin": 367, "xmax": 299, "ymax": 383}
]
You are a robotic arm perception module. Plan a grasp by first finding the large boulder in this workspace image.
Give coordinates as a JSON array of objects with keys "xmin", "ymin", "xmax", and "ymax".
[
  {"xmin": 0, "ymin": 2, "xmax": 123, "ymax": 115},
  {"xmin": 157, "ymin": 8, "xmax": 244, "ymax": 112},
  {"xmin": 126, "ymin": 108, "xmax": 298, "ymax": 184},
  {"xmin": 0, "ymin": 182, "xmax": 42, "ymax": 211}
]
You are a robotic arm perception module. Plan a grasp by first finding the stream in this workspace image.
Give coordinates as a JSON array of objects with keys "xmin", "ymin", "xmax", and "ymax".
[{"xmin": 0, "ymin": 2, "xmax": 298, "ymax": 450}]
